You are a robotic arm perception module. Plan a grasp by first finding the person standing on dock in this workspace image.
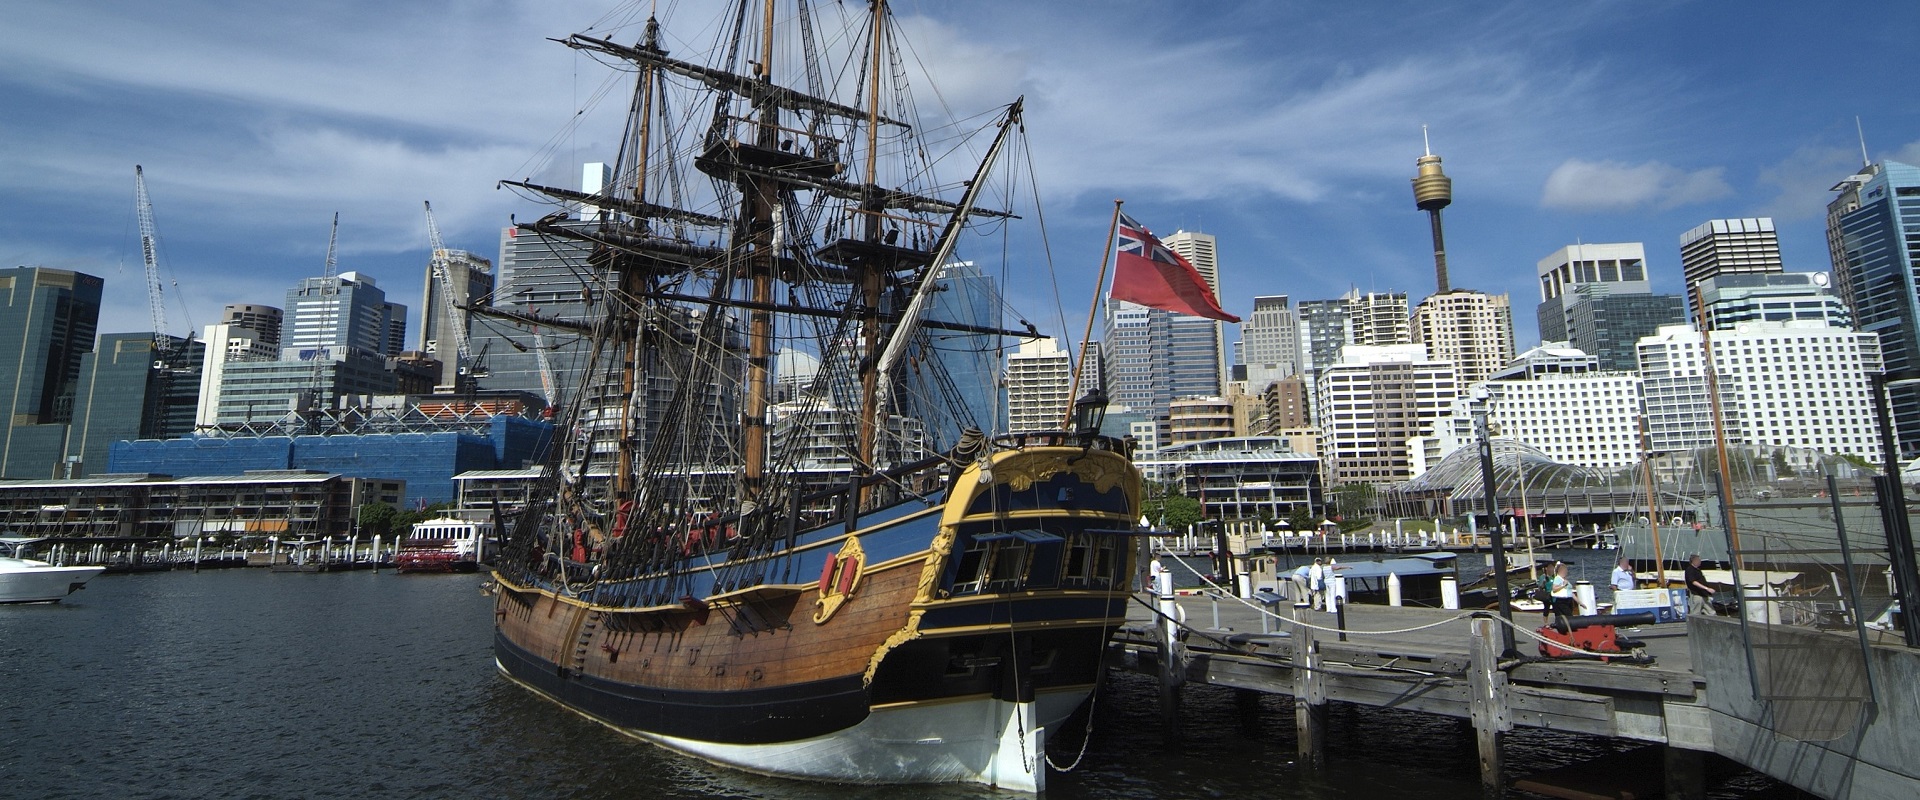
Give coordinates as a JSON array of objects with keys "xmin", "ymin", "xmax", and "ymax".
[
  {"xmin": 1611, "ymin": 558, "xmax": 1635, "ymax": 596},
  {"xmin": 1290, "ymin": 562, "xmax": 1312, "ymax": 602},
  {"xmin": 1684, "ymin": 554, "xmax": 1716, "ymax": 616},
  {"xmin": 1547, "ymin": 561, "xmax": 1575, "ymax": 624},
  {"xmin": 1308, "ymin": 558, "xmax": 1325, "ymax": 607}
]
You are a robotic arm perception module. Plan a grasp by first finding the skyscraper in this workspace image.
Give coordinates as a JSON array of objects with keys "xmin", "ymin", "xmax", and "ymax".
[
  {"xmin": 68, "ymin": 332, "xmax": 201, "ymax": 476},
  {"xmin": 0, "ymin": 267, "xmax": 103, "ymax": 478},
  {"xmin": 1827, "ymin": 160, "xmax": 1920, "ymax": 455},
  {"xmin": 1680, "ymin": 218, "xmax": 1784, "ymax": 297},
  {"xmin": 1317, "ymin": 344, "xmax": 1457, "ymax": 485},
  {"xmin": 1242, "ymin": 295, "xmax": 1298, "ymax": 392},
  {"xmin": 1005, "ymin": 337, "xmax": 1072, "ymax": 433},
  {"xmin": 1535, "ymin": 243, "xmax": 1684, "ymax": 371},
  {"xmin": 1695, "ymin": 272, "xmax": 1850, "ymax": 331},
  {"xmin": 1162, "ymin": 230, "xmax": 1228, "ymax": 400},
  {"xmin": 282, "ymin": 271, "xmax": 401, "ymax": 360},
  {"xmin": 1349, "ymin": 290, "xmax": 1412, "ymax": 346},
  {"xmin": 420, "ymin": 248, "xmax": 494, "ymax": 389},
  {"xmin": 1412, "ymin": 290, "xmax": 1514, "ymax": 388},
  {"xmin": 1101, "ymin": 230, "xmax": 1227, "ymax": 420},
  {"xmin": 923, "ymin": 261, "xmax": 1003, "ymax": 446}
]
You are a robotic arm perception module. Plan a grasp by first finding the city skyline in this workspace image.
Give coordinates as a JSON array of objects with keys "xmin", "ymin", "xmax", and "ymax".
[{"xmin": 3, "ymin": 1, "xmax": 1919, "ymax": 351}]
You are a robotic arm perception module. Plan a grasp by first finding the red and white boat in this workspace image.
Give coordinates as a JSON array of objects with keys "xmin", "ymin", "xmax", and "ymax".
[{"xmin": 394, "ymin": 518, "xmax": 495, "ymax": 573}]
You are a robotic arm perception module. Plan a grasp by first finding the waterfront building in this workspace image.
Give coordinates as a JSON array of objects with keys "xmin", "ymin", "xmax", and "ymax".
[
  {"xmin": 112, "ymin": 396, "xmax": 553, "ymax": 506},
  {"xmin": 1317, "ymin": 344, "xmax": 1457, "ymax": 486},
  {"xmin": 1135, "ymin": 436, "xmax": 1324, "ymax": 521},
  {"xmin": 418, "ymin": 248, "xmax": 495, "ymax": 390},
  {"xmin": 210, "ymin": 349, "xmax": 398, "ymax": 425},
  {"xmin": 1294, "ymin": 289, "xmax": 1410, "ymax": 425},
  {"xmin": 0, "ymin": 267, "xmax": 104, "ymax": 479},
  {"xmin": 1637, "ymin": 322, "xmax": 1881, "ymax": 462},
  {"xmin": 0, "ymin": 470, "xmax": 399, "ymax": 541},
  {"xmin": 1424, "ymin": 344, "xmax": 1643, "ymax": 474},
  {"xmin": 1005, "ymin": 337, "xmax": 1072, "ymax": 434},
  {"xmin": 1681, "ymin": 218, "xmax": 1784, "ymax": 302},
  {"xmin": 1412, "ymin": 289, "xmax": 1514, "ymax": 388},
  {"xmin": 1696, "ymin": 272, "xmax": 1849, "ymax": 331},
  {"xmin": 1243, "ymin": 295, "xmax": 1298, "ymax": 392},
  {"xmin": 1827, "ymin": 161, "xmax": 1920, "ymax": 456}
]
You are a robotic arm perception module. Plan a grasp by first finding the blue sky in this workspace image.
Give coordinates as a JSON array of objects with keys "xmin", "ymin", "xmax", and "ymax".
[{"xmin": 4, "ymin": 1, "xmax": 1918, "ymax": 353}]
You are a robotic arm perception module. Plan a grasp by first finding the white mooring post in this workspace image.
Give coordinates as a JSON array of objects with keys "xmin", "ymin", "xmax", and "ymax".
[
  {"xmin": 1441, "ymin": 575, "xmax": 1460, "ymax": 610},
  {"xmin": 1387, "ymin": 572, "xmax": 1403, "ymax": 607}
]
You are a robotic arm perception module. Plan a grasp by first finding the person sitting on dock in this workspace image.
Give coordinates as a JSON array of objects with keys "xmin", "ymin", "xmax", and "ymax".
[
  {"xmin": 1611, "ymin": 558, "xmax": 1635, "ymax": 596},
  {"xmin": 1684, "ymin": 554, "xmax": 1717, "ymax": 616}
]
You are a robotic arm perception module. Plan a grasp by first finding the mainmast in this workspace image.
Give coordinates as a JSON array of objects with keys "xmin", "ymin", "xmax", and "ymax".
[
  {"xmin": 737, "ymin": 0, "xmax": 784, "ymax": 504},
  {"xmin": 855, "ymin": 0, "xmax": 891, "ymax": 481}
]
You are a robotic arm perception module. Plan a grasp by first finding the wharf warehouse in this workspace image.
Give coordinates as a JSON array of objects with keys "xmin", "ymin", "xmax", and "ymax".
[{"xmin": 108, "ymin": 414, "xmax": 553, "ymax": 507}]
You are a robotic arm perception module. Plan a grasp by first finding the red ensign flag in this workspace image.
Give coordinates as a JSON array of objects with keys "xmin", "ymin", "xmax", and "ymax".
[{"xmin": 1110, "ymin": 213, "xmax": 1239, "ymax": 322}]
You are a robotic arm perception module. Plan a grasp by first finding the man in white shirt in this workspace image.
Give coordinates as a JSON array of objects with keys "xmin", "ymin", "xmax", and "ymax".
[{"xmin": 1610, "ymin": 558, "xmax": 1635, "ymax": 597}]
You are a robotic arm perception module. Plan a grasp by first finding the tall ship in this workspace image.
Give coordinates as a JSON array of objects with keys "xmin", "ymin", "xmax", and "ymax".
[{"xmin": 487, "ymin": 2, "xmax": 1144, "ymax": 792}]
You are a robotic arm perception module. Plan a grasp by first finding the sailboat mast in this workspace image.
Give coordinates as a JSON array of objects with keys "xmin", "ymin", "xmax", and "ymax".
[
  {"xmin": 855, "ymin": 0, "xmax": 890, "ymax": 472},
  {"xmin": 1062, "ymin": 200, "xmax": 1124, "ymax": 429},
  {"xmin": 738, "ymin": 0, "xmax": 782, "ymax": 502},
  {"xmin": 612, "ymin": 18, "xmax": 668, "ymax": 501}
]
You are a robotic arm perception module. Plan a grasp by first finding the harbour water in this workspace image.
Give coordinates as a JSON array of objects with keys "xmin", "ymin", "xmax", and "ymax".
[{"xmin": 4, "ymin": 562, "xmax": 1800, "ymax": 798}]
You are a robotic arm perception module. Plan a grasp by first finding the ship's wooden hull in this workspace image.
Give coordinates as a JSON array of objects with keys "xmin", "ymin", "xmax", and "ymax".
[{"xmin": 492, "ymin": 441, "xmax": 1141, "ymax": 790}]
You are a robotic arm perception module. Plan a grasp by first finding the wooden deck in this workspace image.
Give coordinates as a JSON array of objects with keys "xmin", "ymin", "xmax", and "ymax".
[{"xmin": 1111, "ymin": 593, "xmax": 1717, "ymax": 796}]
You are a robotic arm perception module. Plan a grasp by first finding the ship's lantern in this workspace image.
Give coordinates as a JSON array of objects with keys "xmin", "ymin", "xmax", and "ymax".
[{"xmin": 1071, "ymin": 388, "xmax": 1109, "ymax": 436}]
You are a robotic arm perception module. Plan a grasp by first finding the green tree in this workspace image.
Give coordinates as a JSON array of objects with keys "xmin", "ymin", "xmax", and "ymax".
[
  {"xmin": 1770, "ymin": 449, "xmax": 1797, "ymax": 478},
  {"xmin": 1332, "ymin": 483, "xmax": 1376, "ymax": 520},
  {"xmin": 1285, "ymin": 504, "xmax": 1316, "ymax": 533},
  {"xmin": 358, "ymin": 502, "xmax": 399, "ymax": 537}
]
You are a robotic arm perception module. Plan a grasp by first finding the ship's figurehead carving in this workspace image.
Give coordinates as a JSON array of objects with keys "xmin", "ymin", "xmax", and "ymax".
[{"xmin": 813, "ymin": 537, "xmax": 865, "ymax": 624}]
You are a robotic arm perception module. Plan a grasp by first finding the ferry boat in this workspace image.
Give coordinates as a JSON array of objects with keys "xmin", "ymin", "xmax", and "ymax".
[{"xmin": 395, "ymin": 517, "xmax": 495, "ymax": 573}]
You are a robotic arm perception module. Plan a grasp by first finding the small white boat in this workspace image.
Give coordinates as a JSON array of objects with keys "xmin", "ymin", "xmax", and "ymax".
[{"xmin": 0, "ymin": 538, "xmax": 105, "ymax": 603}]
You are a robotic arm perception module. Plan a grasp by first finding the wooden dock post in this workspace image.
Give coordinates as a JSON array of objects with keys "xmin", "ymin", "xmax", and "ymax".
[
  {"xmin": 1291, "ymin": 602, "xmax": 1326, "ymax": 768},
  {"xmin": 1468, "ymin": 615, "xmax": 1510, "ymax": 796},
  {"xmin": 1156, "ymin": 568, "xmax": 1182, "ymax": 740}
]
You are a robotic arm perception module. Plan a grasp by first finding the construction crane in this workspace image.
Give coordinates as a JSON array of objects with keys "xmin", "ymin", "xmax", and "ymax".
[
  {"xmin": 133, "ymin": 165, "xmax": 171, "ymax": 367},
  {"xmin": 423, "ymin": 201, "xmax": 480, "ymax": 391},
  {"xmin": 304, "ymin": 213, "xmax": 340, "ymax": 415}
]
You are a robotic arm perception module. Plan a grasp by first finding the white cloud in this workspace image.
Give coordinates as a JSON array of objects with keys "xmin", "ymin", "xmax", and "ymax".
[
  {"xmin": 1893, "ymin": 139, "xmax": 1920, "ymax": 166},
  {"xmin": 1539, "ymin": 159, "xmax": 1731, "ymax": 211},
  {"xmin": 1755, "ymin": 145, "xmax": 1862, "ymax": 221}
]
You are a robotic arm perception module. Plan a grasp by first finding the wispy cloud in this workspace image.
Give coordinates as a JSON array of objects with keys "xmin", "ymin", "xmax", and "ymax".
[
  {"xmin": 1755, "ymin": 145, "xmax": 1862, "ymax": 222},
  {"xmin": 1540, "ymin": 159, "xmax": 1732, "ymax": 211}
]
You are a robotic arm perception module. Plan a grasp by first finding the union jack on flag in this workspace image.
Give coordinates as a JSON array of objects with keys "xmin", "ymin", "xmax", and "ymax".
[{"xmin": 1110, "ymin": 212, "xmax": 1239, "ymax": 322}]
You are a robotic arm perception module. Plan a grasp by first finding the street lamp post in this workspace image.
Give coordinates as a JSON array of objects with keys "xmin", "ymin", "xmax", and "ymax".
[
  {"xmin": 1869, "ymin": 371, "xmax": 1920, "ymax": 648},
  {"xmin": 1472, "ymin": 389, "xmax": 1518, "ymax": 655}
]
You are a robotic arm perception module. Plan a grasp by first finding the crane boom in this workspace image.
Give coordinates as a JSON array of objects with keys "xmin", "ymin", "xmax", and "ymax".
[
  {"xmin": 134, "ymin": 165, "xmax": 171, "ymax": 364},
  {"xmin": 306, "ymin": 213, "xmax": 340, "ymax": 407},
  {"xmin": 424, "ymin": 201, "xmax": 478, "ymax": 390}
]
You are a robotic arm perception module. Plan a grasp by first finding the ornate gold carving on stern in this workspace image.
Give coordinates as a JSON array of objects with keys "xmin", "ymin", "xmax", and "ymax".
[
  {"xmin": 996, "ymin": 451, "xmax": 1135, "ymax": 497},
  {"xmin": 864, "ymin": 609, "xmax": 925, "ymax": 685},
  {"xmin": 811, "ymin": 537, "xmax": 866, "ymax": 624}
]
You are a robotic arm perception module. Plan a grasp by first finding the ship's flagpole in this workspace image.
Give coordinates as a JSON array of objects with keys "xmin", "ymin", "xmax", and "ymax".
[{"xmin": 1062, "ymin": 200, "xmax": 1124, "ymax": 430}]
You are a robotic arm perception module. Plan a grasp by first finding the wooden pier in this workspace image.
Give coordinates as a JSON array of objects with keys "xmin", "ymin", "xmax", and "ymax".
[{"xmin": 1113, "ymin": 593, "xmax": 1716, "ymax": 797}]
